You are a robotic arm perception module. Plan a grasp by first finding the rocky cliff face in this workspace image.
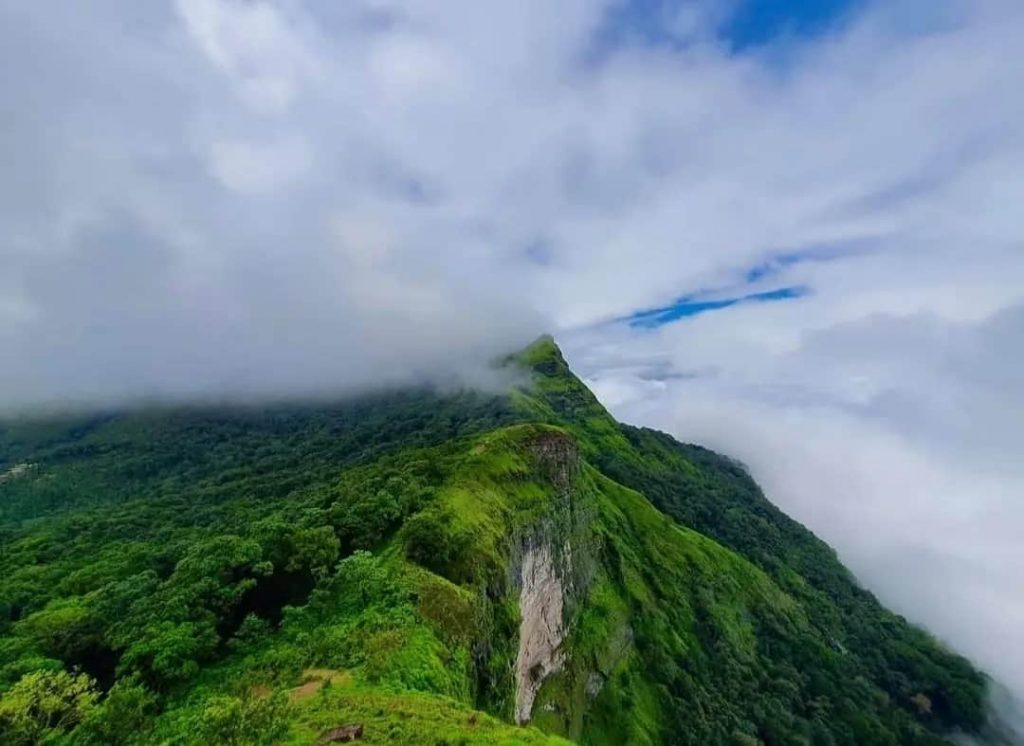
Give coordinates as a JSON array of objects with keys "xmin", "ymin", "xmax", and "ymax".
[
  {"xmin": 511, "ymin": 431, "xmax": 594, "ymax": 725},
  {"xmin": 514, "ymin": 539, "xmax": 567, "ymax": 724}
]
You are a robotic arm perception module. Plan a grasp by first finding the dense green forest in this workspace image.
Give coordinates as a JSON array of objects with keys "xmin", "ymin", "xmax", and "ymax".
[{"xmin": 0, "ymin": 338, "xmax": 1009, "ymax": 744}]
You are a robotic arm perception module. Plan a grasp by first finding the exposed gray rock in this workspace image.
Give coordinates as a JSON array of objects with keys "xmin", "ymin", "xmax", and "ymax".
[
  {"xmin": 0, "ymin": 462, "xmax": 34, "ymax": 484},
  {"xmin": 514, "ymin": 540, "xmax": 566, "ymax": 723},
  {"xmin": 510, "ymin": 431, "xmax": 597, "ymax": 725}
]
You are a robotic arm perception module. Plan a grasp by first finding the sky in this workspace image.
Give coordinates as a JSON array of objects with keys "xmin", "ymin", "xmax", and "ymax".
[{"xmin": 1, "ymin": 0, "xmax": 1022, "ymax": 719}]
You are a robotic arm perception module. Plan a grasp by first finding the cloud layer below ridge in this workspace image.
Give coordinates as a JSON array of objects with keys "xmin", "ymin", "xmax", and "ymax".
[{"xmin": 1, "ymin": 0, "xmax": 1022, "ymax": 712}]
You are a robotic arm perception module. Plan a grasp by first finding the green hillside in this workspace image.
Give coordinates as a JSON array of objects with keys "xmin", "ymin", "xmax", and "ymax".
[{"xmin": 0, "ymin": 338, "xmax": 1003, "ymax": 745}]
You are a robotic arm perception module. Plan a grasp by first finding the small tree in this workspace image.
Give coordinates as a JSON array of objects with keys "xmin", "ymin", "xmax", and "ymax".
[
  {"xmin": 184, "ymin": 691, "xmax": 291, "ymax": 746},
  {"xmin": 77, "ymin": 676, "xmax": 157, "ymax": 745},
  {"xmin": 0, "ymin": 669, "xmax": 98, "ymax": 745},
  {"xmin": 402, "ymin": 509, "xmax": 469, "ymax": 578}
]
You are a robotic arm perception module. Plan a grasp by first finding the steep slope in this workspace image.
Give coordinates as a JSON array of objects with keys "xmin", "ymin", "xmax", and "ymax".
[
  {"xmin": 515, "ymin": 338, "xmax": 993, "ymax": 742},
  {"xmin": 0, "ymin": 338, "xmax": 1007, "ymax": 745}
]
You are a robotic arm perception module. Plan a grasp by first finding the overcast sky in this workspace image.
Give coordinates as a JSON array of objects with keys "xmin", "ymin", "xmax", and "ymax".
[{"xmin": 1, "ymin": 0, "xmax": 1022, "ymax": 714}]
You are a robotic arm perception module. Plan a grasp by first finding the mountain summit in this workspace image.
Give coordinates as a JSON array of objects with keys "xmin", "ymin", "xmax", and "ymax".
[{"xmin": 0, "ymin": 339, "xmax": 1007, "ymax": 744}]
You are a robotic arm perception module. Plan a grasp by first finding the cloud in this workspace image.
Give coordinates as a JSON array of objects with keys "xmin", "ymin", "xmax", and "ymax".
[
  {"xmin": 209, "ymin": 135, "xmax": 312, "ymax": 194},
  {"xmin": 1, "ymin": 0, "xmax": 1023, "ymax": 715},
  {"xmin": 175, "ymin": 0, "xmax": 318, "ymax": 113},
  {"xmin": 569, "ymin": 301, "xmax": 1024, "ymax": 705}
]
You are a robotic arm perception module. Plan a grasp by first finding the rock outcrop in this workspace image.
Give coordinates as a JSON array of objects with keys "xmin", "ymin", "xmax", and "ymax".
[
  {"xmin": 512, "ymin": 431, "xmax": 593, "ymax": 724},
  {"xmin": 514, "ymin": 540, "xmax": 566, "ymax": 724}
]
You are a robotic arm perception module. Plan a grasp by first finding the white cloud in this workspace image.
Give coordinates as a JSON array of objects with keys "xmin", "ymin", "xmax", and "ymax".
[
  {"xmin": 175, "ymin": 0, "xmax": 318, "ymax": 112},
  {"xmin": 1, "ymin": 0, "xmax": 1022, "ymax": 712},
  {"xmin": 209, "ymin": 135, "xmax": 312, "ymax": 194},
  {"xmin": 568, "ymin": 301, "xmax": 1024, "ymax": 699}
]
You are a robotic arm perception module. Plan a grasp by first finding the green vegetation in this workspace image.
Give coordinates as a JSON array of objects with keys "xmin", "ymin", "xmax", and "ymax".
[{"xmin": 0, "ymin": 338, "xmax": 1002, "ymax": 744}]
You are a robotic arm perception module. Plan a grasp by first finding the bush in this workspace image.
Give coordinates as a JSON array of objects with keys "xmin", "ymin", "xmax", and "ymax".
[
  {"xmin": 182, "ymin": 691, "xmax": 291, "ymax": 746},
  {"xmin": 0, "ymin": 669, "xmax": 97, "ymax": 745},
  {"xmin": 77, "ymin": 676, "xmax": 156, "ymax": 745}
]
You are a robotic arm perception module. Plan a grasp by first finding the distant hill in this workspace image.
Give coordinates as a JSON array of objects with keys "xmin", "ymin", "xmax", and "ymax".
[{"xmin": 0, "ymin": 337, "xmax": 1008, "ymax": 745}]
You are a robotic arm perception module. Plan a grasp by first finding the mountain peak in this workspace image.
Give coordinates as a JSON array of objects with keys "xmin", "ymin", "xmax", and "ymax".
[
  {"xmin": 0, "ymin": 345, "xmax": 1000, "ymax": 744},
  {"xmin": 512, "ymin": 334, "xmax": 567, "ymax": 373}
]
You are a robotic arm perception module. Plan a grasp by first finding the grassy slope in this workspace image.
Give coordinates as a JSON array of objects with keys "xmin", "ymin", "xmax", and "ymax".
[
  {"xmin": 146, "ymin": 422, "xmax": 824, "ymax": 746},
  {"xmin": 0, "ymin": 338, "xmax": 996, "ymax": 744},
  {"xmin": 514, "ymin": 337, "xmax": 990, "ymax": 743}
]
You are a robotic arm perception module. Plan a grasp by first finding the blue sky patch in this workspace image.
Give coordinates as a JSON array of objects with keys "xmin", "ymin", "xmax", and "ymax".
[
  {"xmin": 739, "ymin": 241, "xmax": 871, "ymax": 284},
  {"xmin": 598, "ymin": 0, "xmax": 863, "ymax": 53},
  {"xmin": 628, "ymin": 285, "xmax": 809, "ymax": 328},
  {"xmin": 743, "ymin": 251, "xmax": 811, "ymax": 283},
  {"xmin": 724, "ymin": 0, "xmax": 864, "ymax": 49}
]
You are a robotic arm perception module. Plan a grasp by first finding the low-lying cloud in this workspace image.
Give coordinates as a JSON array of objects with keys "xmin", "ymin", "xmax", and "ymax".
[
  {"xmin": 2, "ymin": 0, "xmax": 1022, "ymax": 719},
  {"xmin": 571, "ymin": 303, "xmax": 1024, "ymax": 701}
]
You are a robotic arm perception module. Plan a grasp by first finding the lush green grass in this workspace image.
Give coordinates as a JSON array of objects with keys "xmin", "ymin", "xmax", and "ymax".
[
  {"xmin": 0, "ymin": 338, "xmax": 1000, "ymax": 744},
  {"xmin": 515, "ymin": 337, "xmax": 991, "ymax": 744}
]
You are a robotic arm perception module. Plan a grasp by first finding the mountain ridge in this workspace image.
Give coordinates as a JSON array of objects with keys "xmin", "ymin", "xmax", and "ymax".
[{"xmin": 0, "ymin": 337, "xmax": 1011, "ymax": 744}]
